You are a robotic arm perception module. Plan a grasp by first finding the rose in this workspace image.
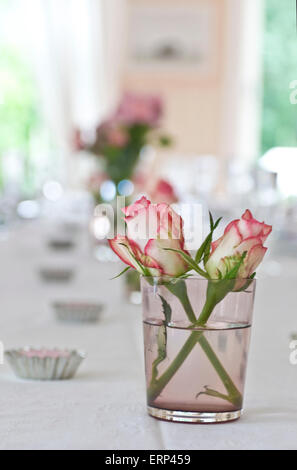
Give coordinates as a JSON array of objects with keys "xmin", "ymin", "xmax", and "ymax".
[
  {"xmin": 109, "ymin": 196, "xmax": 189, "ymax": 276},
  {"xmin": 73, "ymin": 129, "xmax": 84, "ymax": 151},
  {"xmin": 114, "ymin": 93, "xmax": 163, "ymax": 126},
  {"xmin": 205, "ymin": 209, "xmax": 272, "ymax": 289},
  {"xmin": 94, "ymin": 119, "xmax": 129, "ymax": 149},
  {"xmin": 150, "ymin": 179, "xmax": 178, "ymax": 205},
  {"xmin": 105, "ymin": 125, "xmax": 129, "ymax": 148}
]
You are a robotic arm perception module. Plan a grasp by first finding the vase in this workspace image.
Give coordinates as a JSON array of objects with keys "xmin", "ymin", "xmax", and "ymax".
[{"xmin": 141, "ymin": 276, "xmax": 256, "ymax": 424}]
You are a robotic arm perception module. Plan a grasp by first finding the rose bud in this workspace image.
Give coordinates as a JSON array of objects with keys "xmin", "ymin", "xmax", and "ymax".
[
  {"xmin": 109, "ymin": 197, "xmax": 189, "ymax": 277},
  {"xmin": 205, "ymin": 209, "xmax": 272, "ymax": 289}
]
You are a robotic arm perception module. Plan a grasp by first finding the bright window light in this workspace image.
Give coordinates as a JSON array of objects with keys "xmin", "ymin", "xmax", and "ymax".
[{"xmin": 260, "ymin": 147, "xmax": 297, "ymax": 197}]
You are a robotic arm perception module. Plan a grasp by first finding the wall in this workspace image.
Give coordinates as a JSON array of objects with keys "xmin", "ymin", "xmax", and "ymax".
[
  {"xmin": 122, "ymin": 0, "xmax": 262, "ymax": 168},
  {"xmin": 123, "ymin": 0, "xmax": 226, "ymax": 159}
]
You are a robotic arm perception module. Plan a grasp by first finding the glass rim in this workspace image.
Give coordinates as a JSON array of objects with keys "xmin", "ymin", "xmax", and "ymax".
[{"xmin": 141, "ymin": 275, "xmax": 257, "ymax": 282}]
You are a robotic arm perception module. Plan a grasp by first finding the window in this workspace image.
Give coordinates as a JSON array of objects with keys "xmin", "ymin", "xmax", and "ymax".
[
  {"xmin": 0, "ymin": 0, "xmax": 52, "ymax": 196},
  {"xmin": 261, "ymin": 0, "xmax": 297, "ymax": 153}
]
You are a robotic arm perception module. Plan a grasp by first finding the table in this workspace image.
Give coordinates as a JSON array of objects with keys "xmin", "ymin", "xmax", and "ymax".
[{"xmin": 0, "ymin": 221, "xmax": 296, "ymax": 450}]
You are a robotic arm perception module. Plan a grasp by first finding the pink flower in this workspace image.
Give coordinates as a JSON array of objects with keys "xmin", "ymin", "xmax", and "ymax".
[
  {"xmin": 96, "ymin": 120, "xmax": 129, "ymax": 148},
  {"xmin": 205, "ymin": 210, "xmax": 272, "ymax": 288},
  {"xmin": 150, "ymin": 179, "xmax": 178, "ymax": 205},
  {"xmin": 109, "ymin": 196, "xmax": 189, "ymax": 276},
  {"xmin": 73, "ymin": 129, "xmax": 84, "ymax": 151},
  {"xmin": 105, "ymin": 126, "xmax": 129, "ymax": 148},
  {"xmin": 115, "ymin": 93, "xmax": 163, "ymax": 126}
]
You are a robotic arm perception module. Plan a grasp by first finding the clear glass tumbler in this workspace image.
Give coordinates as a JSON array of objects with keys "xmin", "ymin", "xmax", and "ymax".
[{"xmin": 141, "ymin": 276, "xmax": 256, "ymax": 424}]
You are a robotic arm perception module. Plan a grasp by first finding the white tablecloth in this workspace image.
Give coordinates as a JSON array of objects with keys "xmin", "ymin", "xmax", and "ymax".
[{"xmin": 0, "ymin": 221, "xmax": 297, "ymax": 450}]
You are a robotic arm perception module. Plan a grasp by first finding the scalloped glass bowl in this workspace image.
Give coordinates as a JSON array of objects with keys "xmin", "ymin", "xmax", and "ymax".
[{"xmin": 5, "ymin": 347, "xmax": 86, "ymax": 380}]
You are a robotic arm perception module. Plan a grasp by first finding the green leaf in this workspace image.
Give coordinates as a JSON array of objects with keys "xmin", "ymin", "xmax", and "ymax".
[
  {"xmin": 150, "ymin": 295, "xmax": 174, "ymax": 384},
  {"xmin": 163, "ymin": 248, "xmax": 208, "ymax": 278},
  {"xmin": 209, "ymin": 211, "xmax": 214, "ymax": 231},
  {"xmin": 213, "ymin": 217, "xmax": 222, "ymax": 230},
  {"xmin": 224, "ymin": 252, "xmax": 247, "ymax": 279},
  {"xmin": 196, "ymin": 386, "xmax": 240, "ymax": 406},
  {"xmin": 150, "ymin": 294, "xmax": 171, "ymax": 384},
  {"xmin": 158, "ymin": 135, "xmax": 172, "ymax": 147},
  {"xmin": 195, "ymin": 232, "xmax": 212, "ymax": 264},
  {"xmin": 176, "ymin": 273, "xmax": 193, "ymax": 280},
  {"xmin": 151, "ymin": 325, "xmax": 167, "ymax": 384},
  {"xmin": 195, "ymin": 215, "xmax": 222, "ymax": 265},
  {"xmin": 159, "ymin": 295, "xmax": 172, "ymax": 325},
  {"xmin": 110, "ymin": 266, "xmax": 131, "ymax": 280},
  {"xmin": 202, "ymin": 236, "xmax": 212, "ymax": 266},
  {"xmin": 118, "ymin": 242, "xmax": 149, "ymax": 276}
]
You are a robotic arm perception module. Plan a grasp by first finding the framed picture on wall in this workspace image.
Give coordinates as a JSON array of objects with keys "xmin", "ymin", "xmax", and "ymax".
[{"xmin": 127, "ymin": 1, "xmax": 219, "ymax": 78}]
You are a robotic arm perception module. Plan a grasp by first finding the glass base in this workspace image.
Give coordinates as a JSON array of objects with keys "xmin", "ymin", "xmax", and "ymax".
[{"xmin": 147, "ymin": 406, "xmax": 242, "ymax": 424}]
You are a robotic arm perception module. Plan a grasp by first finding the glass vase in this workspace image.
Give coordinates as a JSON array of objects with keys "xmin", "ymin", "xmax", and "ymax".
[{"xmin": 141, "ymin": 276, "xmax": 256, "ymax": 424}]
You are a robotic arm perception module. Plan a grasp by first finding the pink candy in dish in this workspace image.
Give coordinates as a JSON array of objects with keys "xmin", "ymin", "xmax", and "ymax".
[{"xmin": 5, "ymin": 347, "xmax": 85, "ymax": 380}]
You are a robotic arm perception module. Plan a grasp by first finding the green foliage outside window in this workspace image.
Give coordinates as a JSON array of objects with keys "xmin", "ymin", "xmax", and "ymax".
[
  {"xmin": 0, "ymin": 0, "xmax": 46, "ymax": 194},
  {"xmin": 0, "ymin": 46, "xmax": 40, "ymax": 155},
  {"xmin": 261, "ymin": 0, "xmax": 297, "ymax": 154}
]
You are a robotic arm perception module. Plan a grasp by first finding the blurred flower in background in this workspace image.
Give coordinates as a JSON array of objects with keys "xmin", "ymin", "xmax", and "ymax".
[
  {"xmin": 114, "ymin": 93, "xmax": 163, "ymax": 127},
  {"xmin": 75, "ymin": 93, "xmax": 172, "ymax": 203},
  {"xmin": 149, "ymin": 179, "xmax": 178, "ymax": 205}
]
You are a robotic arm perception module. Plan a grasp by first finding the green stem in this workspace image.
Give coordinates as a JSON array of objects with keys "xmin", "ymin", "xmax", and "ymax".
[
  {"xmin": 165, "ymin": 280, "xmax": 196, "ymax": 324},
  {"xmin": 197, "ymin": 335, "xmax": 242, "ymax": 408},
  {"xmin": 194, "ymin": 292, "xmax": 217, "ymax": 327},
  {"xmin": 148, "ymin": 330, "xmax": 202, "ymax": 403},
  {"xmin": 147, "ymin": 281, "xmax": 242, "ymax": 407}
]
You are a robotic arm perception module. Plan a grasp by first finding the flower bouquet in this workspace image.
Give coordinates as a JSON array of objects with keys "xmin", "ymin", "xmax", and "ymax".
[
  {"xmin": 109, "ymin": 197, "xmax": 272, "ymax": 423},
  {"xmin": 76, "ymin": 93, "xmax": 171, "ymax": 201}
]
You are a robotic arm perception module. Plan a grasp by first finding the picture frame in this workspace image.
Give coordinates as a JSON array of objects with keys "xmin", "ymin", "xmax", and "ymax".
[{"xmin": 127, "ymin": 1, "xmax": 219, "ymax": 79}]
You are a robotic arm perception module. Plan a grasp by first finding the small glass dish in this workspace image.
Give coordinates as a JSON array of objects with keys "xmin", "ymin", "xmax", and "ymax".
[
  {"xmin": 48, "ymin": 238, "xmax": 75, "ymax": 251},
  {"xmin": 52, "ymin": 301, "xmax": 104, "ymax": 323},
  {"xmin": 5, "ymin": 347, "xmax": 86, "ymax": 380},
  {"xmin": 39, "ymin": 268, "xmax": 74, "ymax": 282}
]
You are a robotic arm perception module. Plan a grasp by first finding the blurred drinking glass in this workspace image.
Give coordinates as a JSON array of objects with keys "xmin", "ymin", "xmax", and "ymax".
[{"xmin": 193, "ymin": 155, "xmax": 219, "ymax": 202}]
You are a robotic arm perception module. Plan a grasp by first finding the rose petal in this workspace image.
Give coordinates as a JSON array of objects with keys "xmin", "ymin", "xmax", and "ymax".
[
  {"xmin": 129, "ymin": 238, "xmax": 161, "ymax": 271},
  {"xmin": 145, "ymin": 239, "xmax": 188, "ymax": 276},
  {"xmin": 239, "ymin": 244, "xmax": 267, "ymax": 278},
  {"xmin": 236, "ymin": 236, "xmax": 264, "ymax": 254},
  {"xmin": 242, "ymin": 209, "xmax": 253, "ymax": 221},
  {"xmin": 125, "ymin": 204, "xmax": 159, "ymax": 251},
  {"xmin": 239, "ymin": 210, "xmax": 272, "ymax": 242},
  {"xmin": 122, "ymin": 196, "xmax": 150, "ymax": 218},
  {"xmin": 108, "ymin": 236, "xmax": 141, "ymax": 271},
  {"xmin": 223, "ymin": 219, "xmax": 240, "ymax": 235},
  {"xmin": 206, "ymin": 224, "xmax": 243, "ymax": 277},
  {"xmin": 157, "ymin": 204, "xmax": 184, "ymax": 243}
]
